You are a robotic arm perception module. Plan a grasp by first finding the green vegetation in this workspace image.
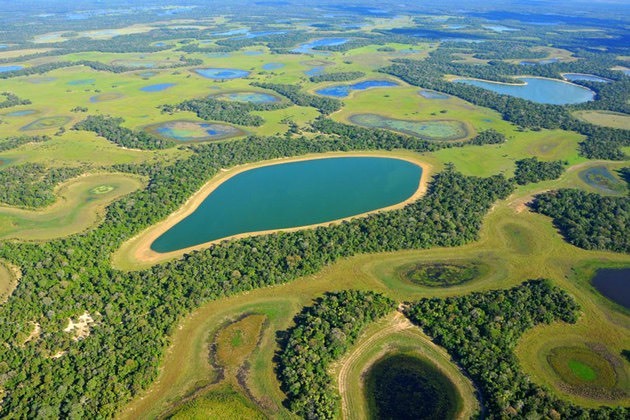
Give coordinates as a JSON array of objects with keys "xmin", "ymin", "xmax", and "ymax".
[
  {"xmin": 309, "ymin": 71, "xmax": 366, "ymax": 83},
  {"xmin": 398, "ymin": 262, "xmax": 482, "ymax": 287},
  {"xmin": 168, "ymin": 385, "xmax": 266, "ymax": 420},
  {"xmin": 574, "ymin": 111, "xmax": 630, "ymax": 130},
  {"xmin": 0, "ymin": 135, "xmax": 49, "ymax": 153},
  {"xmin": 278, "ymin": 290, "xmax": 395, "ymax": 419},
  {"xmin": 20, "ymin": 116, "xmax": 71, "ymax": 131},
  {"xmin": 532, "ymin": 189, "xmax": 630, "ymax": 253},
  {"xmin": 514, "ymin": 157, "xmax": 566, "ymax": 185}
]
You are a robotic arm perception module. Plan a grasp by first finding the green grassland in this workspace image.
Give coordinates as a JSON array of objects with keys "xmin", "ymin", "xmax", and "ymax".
[
  {"xmin": 573, "ymin": 110, "xmax": 630, "ymax": 130},
  {"xmin": 0, "ymin": 173, "xmax": 145, "ymax": 241},
  {"xmin": 0, "ymin": 261, "xmax": 18, "ymax": 304}
]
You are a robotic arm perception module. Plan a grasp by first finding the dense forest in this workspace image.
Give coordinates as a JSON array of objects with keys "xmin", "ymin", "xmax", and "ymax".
[
  {"xmin": 309, "ymin": 71, "xmax": 366, "ymax": 83},
  {"xmin": 531, "ymin": 189, "xmax": 630, "ymax": 253},
  {"xmin": 73, "ymin": 115, "xmax": 175, "ymax": 150},
  {"xmin": 405, "ymin": 280, "xmax": 627, "ymax": 418},
  {"xmin": 278, "ymin": 290, "xmax": 395, "ymax": 419},
  {"xmin": 0, "ymin": 135, "xmax": 49, "ymax": 153},
  {"xmin": 513, "ymin": 157, "xmax": 565, "ymax": 185}
]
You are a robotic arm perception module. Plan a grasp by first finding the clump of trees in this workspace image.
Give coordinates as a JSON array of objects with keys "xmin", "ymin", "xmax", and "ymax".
[
  {"xmin": 160, "ymin": 96, "xmax": 288, "ymax": 127},
  {"xmin": 309, "ymin": 71, "xmax": 366, "ymax": 83},
  {"xmin": 405, "ymin": 280, "xmax": 625, "ymax": 418},
  {"xmin": 466, "ymin": 129, "xmax": 505, "ymax": 145},
  {"xmin": 531, "ymin": 189, "xmax": 629, "ymax": 252},
  {"xmin": 513, "ymin": 157, "xmax": 565, "ymax": 185},
  {"xmin": 0, "ymin": 135, "xmax": 49, "ymax": 153},
  {"xmin": 0, "ymin": 92, "xmax": 31, "ymax": 109},
  {"xmin": 73, "ymin": 115, "xmax": 175, "ymax": 150},
  {"xmin": 252, "ymin": 82, "xmax": 342, "ymax": 115},
  {"xmin": 278, "ymin": 290, "xmax": 395, "ymax": 419},
  {"xmin": 0, "ymin": 163, "xmax": 82, "ymax": 208}
]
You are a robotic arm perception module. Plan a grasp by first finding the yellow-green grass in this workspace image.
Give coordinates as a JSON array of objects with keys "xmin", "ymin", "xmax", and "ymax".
[
  {"xmin": 214, "ymin": 313, "xmax": 267, "ymax": 373},
  {"xmin": 573, "ymin": 110, "xmax": 630, "ymax": 130},
  {"xmin": 168, "ymin": 384, "xmax": 266, "ymax": 420},
  {"xmin": 334, "ymin": 312, "xmax": 478, "ymax": 419},
  {"xmin": 0, "ymin": 261, "xmax": 18, "ymax": 304},
  {"xmin": 0, "ymin": 173, "xmax": 145, "ymax": 241},
  {"xmin": 0, "ymin": 48, "xmax": 54, "ymax": 59},
  {"xmin": 119, "ymin": 179, "xmax": 630, "ymax": 418}
]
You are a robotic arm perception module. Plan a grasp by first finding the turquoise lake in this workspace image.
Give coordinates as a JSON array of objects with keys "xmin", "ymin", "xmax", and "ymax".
[
  {"xmin": 454, "ymin": 77, "xmax": 595, "ymax": 105},
  {"xmin": 151, "ymin": 157, "xmax": 422, "ymax": 252},
  {"xmin": 194, "ymin": 68, "xmax": 250, "ymax": 79}
]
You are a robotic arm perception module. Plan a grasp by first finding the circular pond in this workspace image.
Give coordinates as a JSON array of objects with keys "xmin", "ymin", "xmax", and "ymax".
[
  {"xmin": 349, "ymin": 113, "xmax": 468, "ymax": 141},
  {"xmin": 194, "ymin": 68, "xmax": 250, "ymax": 79},
  {"xmin": 145, "ymin": 120, "xmax": 245, "ymax": 143},
  {"xmin": 365, "ymin": 353, "xmax": 461, "ymax": 420},
  {"xmin": 150, "ymin": 156, "xmax": 422, "ymax": 253},
  {"xmin": 210, "ymin": 91, "xmax": 281, "ymax": 104}
]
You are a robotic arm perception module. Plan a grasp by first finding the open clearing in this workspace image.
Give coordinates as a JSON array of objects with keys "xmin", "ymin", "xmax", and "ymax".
[{"xmin": 573, "ymin": 110, "xmax": 630, "ymax": 130}]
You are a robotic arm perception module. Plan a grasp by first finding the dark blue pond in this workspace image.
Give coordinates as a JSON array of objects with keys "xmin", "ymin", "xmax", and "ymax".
[
  {"xmin": 292, "ymin": 38, "xmax": 349, "ymax": 54},
  {"xmin": 262, "ymin": 62, "xmax": 285, "ymax": 71},
  {"xmin": 520, "ymin": 58, "xmax": 559, "ymax": 66},
  {"xmin": 140, "ymin": 83, "xmax": 176, "ymax": 92},
  {"xmin": 591, "ymin": 268, "xmax": 630, "ymax": 309},
  {"xmin": 0, "ymin": 65, "xmax": 23, "ymax": 73},
  {"xmin": 195, "ymin": 68, "xmax": 250, "ymax": 79},
  {"xmin": 316, "ymin": 80, "xmax": 398, "ymax": 98},
  {"xmin": 563, "ymin": 73, "xmax": 611, "ymax": 83}
]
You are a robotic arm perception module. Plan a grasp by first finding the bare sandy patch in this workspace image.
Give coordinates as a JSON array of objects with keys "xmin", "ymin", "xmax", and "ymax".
[
  {"xmin": 23, "ymin": 322, "xmax": 41, "ymax": 345},
  {"xmin": 64, "ymin": 312, "xmax": 95, "ymax": 341}
]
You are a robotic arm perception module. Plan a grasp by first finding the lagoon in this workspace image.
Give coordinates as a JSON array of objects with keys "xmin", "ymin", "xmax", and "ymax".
[
  {"xmin": 563, "ymin": 73, "xmax": 611, "ymax": 83},
  {"xmin": 211, "ymin": 91, "xmax": 280, "ymax": 104},
  {"xmin": 453, "ymin": 77, "xmax": 595, "ymax": 105},
  {"xmin": 349, "ymin": 114, "xmax": 468, "ymax": 141},
  {"xmin": 151, "ymin": 157, "xmax": 422, "ymax": 252},
  {"xmin": 292, "ymin": 37, "xmax": 348, "ymax": 54},
  {"xmin": 315, "ymin": 80, "xmax": 398, "ymax": 98},
  {"xmin": 145, "ymin": 120, "xmax": 245, "ymax": 143}
]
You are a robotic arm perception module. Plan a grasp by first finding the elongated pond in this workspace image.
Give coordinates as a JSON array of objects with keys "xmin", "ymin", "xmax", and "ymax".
[
  {"xmin": 151, "ymin": 157, "xmax": 422, "ymax": 253},
  {"xmin": 453, "ymin": 77, "xmax": 595, "ymax": 105}
]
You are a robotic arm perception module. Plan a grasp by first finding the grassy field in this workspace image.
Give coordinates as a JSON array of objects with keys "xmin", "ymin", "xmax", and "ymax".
[
  {"xmin": 573, "ymin": 110, "xmax": 630, "ymax": 130},
  {"xmin": 0, "ymin": 173, "xmax": 145, "ymax": 241}
]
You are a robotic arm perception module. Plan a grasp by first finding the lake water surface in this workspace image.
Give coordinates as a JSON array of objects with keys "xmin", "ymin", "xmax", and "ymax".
[
  {"xmin": 454, "ymin": 77, "xmax": 595, "ymax": 105},
  {"xmin": 591, "ymin": 268, "xmax": 630, "ymax": 309},
  {"xmin": 315, "ymin": 80, "xmax": 398, "ymax": 97},
  {"xmin": 151, "ymin": 157, "xmax": 422, "ymax": 252}
]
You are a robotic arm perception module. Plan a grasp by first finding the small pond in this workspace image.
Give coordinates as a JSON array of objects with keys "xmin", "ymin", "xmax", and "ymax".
[
  {"xmin": 194, "ymin": 68, "xmax": 250, "ymax": 79},
  {"xmin": 315, "ymin": 80, "xmax": 398, "ymax": 98},
  {"xmin": 210, "ymin": 91, "xmax": 281, "ymax": 104},
  {"xmin": 349, "ymin": 114, "xmax": 469, "ymax": 141},
  {"xmin": 140, "ymin": 83, "xmax": 176, "ymax": 92},
  {"xmin": 591, "ymin": 268, "xmax": 630, "ymax": 309},
  {"xmin": 145, "ymin": 120, "xmax": 245, "ymax": 143},
  {"xmin": 453, "ymin": 77, "xmax": 595, "ymax": 105}
]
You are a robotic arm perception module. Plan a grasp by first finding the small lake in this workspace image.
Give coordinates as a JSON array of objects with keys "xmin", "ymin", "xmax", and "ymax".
[
  {"xmin": 591, "ymin": 268, "xmax": 630, "ymax": 309},
  {"xmin": 520, "ymin": 58, "xmax": 558, "ymax": 66},
  {"xmin": 194, "ymin": 68, "xmax": 250, "ymax": 79},
  {"xmin": 315, "ymin": 80, "xmax": 398, "ymax": 98},
  {"xmin": 67, "ymin": 78, "xmax": 95, "ymax": 86},
  {"xmin": 305, "ymin": 66, "xmax": 325, "ymax": 77},
  {"xmin": 419, "ymin": 90, "xmax": 449, "ymax": 99},
  {"xmin": 0, "ymin": 65, "xmax": 23, "ymax": 73},
  {"xmin": 563, "ymin": 73, "xmax": 611, "ymax": 83},
  {"xmin": 349, "ymin": 114, "xmax": 468, "ymax": 141},
  {"xmin": 211, "ymin": 91, "xmax": 281, "ymax": 104},
  {"xmin": 483, "ymin": 25, "xmax": 518, "ymax": 32},
  {"xmin": 292, "ymin": 37, "xmax": 348, "ymax": 54},
  {"xmin": 145, "ymin": 120, "xmax": 245, "ymax": 143},
  {"xmin": 262, "ymin": 62, "xmax": 285, "ymax": 71},
  {"xmin": 365, "ymin": 354, "xmax": 461, "ymax": 419},
  {"xmin": 453, "ymin": 77, "xmax": 595, "ymax": 105},
  {"xmin": 151, "ymin": 157, "xmax": 422, "ymax": 252},
  {"xmin": 140, "ymin": 83, "xmax": 176, "ymax": 92}
]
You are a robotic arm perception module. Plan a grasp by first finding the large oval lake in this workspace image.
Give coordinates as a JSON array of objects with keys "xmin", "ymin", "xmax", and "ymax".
[
  {"xmin": 151, "ymin": 157, "xmax": 422, "ymax": 253},
  {"xmin": 453, "ymin": 77, "xmax": 595, "ymax": 105}
]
